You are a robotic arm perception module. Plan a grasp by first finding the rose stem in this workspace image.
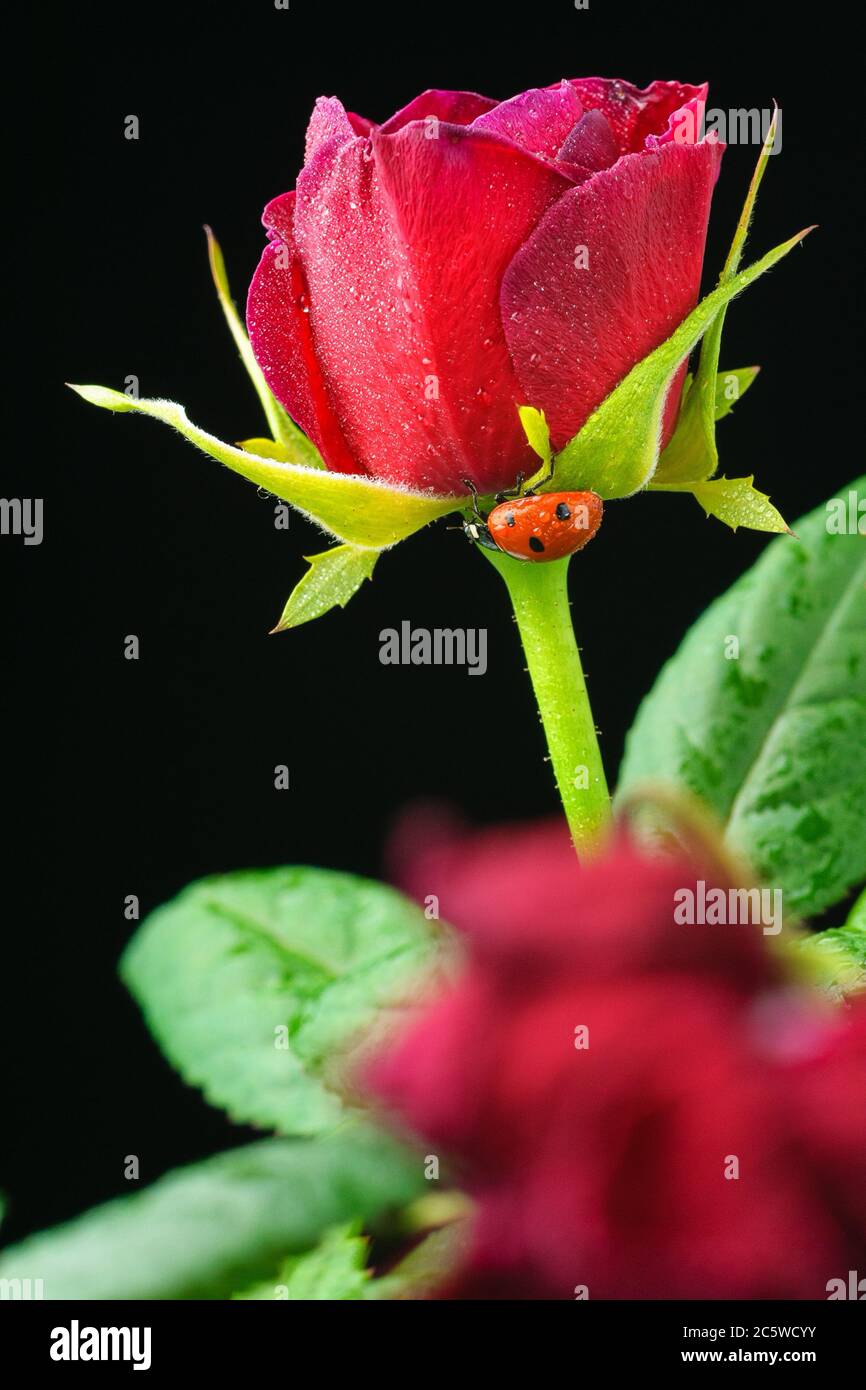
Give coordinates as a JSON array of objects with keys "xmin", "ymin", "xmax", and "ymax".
[{"xmin": 484, "ymin": 551, "xmax": 611, "ymax": 858}]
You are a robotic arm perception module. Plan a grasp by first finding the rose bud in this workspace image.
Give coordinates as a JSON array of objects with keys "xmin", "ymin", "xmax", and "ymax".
[{"xmin": 247, "ymin": 79, "xmax": 722, "ymax": 495}]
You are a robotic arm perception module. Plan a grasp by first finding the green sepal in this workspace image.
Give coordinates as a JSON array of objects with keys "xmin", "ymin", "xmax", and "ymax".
[
  {"xmin": 679, "ymin": 365, "xmax": 761, "ymax": 423},
  {"xmin": 518, "ymin": 405, "xmax": 555, "ymax": 491},
  {"xmin": 518, "ymin": 405, "xmax": 551, "ymax": 463},
  {"xmin": 205, "ymin": 225, "xmax": 324, "ymax": 468},
  {"xmin": 651, "ymin": 474, "xmax": 791, "ymax": 534},
  {"xmin": 238, "ymin": 436, "xmax": 300, "ymax": 462},
  {"xmin": 551, "ymin": 225, "xmax": 810, "ymax": 500},
  {"xmin": 68, "ymin": 385, "xmax": 460, "ymax": 548},
  {"xmin": 658, "ymin": 366, "xmax": 762, "ymax": 486},
  {"xmin": 273, "ymin": 545, "xmax": 379, "ymax": 632},
  {"xmin": 655, "ymin": 113, "xmax": 779, "ymax": 485},
  {"xmin": 714, "ymin": 366, "xmax": 761, "ymax": 420}
]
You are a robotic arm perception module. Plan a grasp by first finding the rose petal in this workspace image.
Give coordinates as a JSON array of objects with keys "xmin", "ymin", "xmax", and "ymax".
[
  {"xmin": 346, "ymin": 110, "xmax": 375, "ymax": 137},
  {"xmin": 567, "ymin": 77, "xmax": 708, "ymax": 153},
  {"xmin": 305, "ymin": 94, "xmax": 358, "ymax": 162},
  {"xmin": 557, "ymin": 109, "xmax": 619, "ymax": 180},
  {"xmin": 501, "ymin": 140, "xmax": 723, "ymax": 451},
  {"xmin": 283, "ymin": 111, "xmax": 571, "ymax": 492},
  {"xmin": 378, "ymin": 88, "xmax": 498, "ymax": 135},
  {"xmin": 647, "ymin": 94, "xmax": 708, "ymax": 149},
  {"xmin": 247, "ymin": 191, "xmax": 360, "ymax": 474},
  {"xmin": 261, "ymin": 190, "xmax": 295, "ymax": 240},
  {"xmin": 471, "ymin": 81, "xmax": 584, "ymax": 163}
]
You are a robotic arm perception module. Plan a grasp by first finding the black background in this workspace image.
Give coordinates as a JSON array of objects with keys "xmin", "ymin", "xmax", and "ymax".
[{"xmin": 2, "ymin": 1, "xmax": 861, "ymax": 1243}]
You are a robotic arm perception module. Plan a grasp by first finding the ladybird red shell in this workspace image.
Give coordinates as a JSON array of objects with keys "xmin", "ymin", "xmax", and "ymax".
[{"xmin": 487, "ymin": 492, "xmax": 604, "ymax": 562}]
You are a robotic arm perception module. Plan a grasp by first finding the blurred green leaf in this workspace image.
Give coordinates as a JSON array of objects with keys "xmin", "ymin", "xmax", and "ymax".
[
  {"xmin": 233, "ymin": 1224, "xmax": 372, "ymax": 1300},
  {"xmin": 122, "ymin": 867, "xmax": 448, "ymax": 1136},
  {"xmin": 365, "ymin": 1222, "xmax": 470, "ymax": 1300},
  {"xmin": 618, "ymin": 481, "xmax": 866, "ymax": 918},
  {"xmin": 0, "ymin": 1129, "xmax": 426, "ymax": 1300},
  {"xmin": 796, "ymin": 888, "xmax": 866, "ymax": 999}
]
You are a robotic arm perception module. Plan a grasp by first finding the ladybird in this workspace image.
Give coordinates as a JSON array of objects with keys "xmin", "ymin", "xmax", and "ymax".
[{"xmin": 462, "ymin": 486, "xmax": 603, "ymax": 562}]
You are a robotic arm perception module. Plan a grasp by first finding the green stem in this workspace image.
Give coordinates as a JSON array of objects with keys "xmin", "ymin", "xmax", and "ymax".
[{"xmin": 485, "ymin": 551, "xmax": 611, "ymax": 857}]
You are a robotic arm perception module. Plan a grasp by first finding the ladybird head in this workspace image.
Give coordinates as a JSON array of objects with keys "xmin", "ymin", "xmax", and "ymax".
[{"xmin": 462, "ymin": 518, "xmax": 499, "ymax": 552}]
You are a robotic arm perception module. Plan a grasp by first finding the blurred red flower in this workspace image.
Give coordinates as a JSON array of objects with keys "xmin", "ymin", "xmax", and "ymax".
[{"xmin": 371, "ymin": 814, "xmax": 866, "ymax": 1299}]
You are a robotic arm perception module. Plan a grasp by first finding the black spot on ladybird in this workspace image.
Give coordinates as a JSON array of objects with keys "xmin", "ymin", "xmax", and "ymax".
[
  {"xmin": 505, "ymin": 512, "xmax": 516, "ymax": 527},
  {"xmin": 528, "ymin": 535, "xmax": 545, "ymax": 553},
  {"xmin": 555, "ymin": 502, "xmax": 571, "ymax": 520}
]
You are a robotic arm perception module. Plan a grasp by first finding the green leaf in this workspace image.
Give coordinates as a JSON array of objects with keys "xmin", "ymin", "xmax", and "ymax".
[
  {"xmin": 121, "ymin": 867, "xmax": 448, "ymax": 1136},
  {"xmin": 830, "ymin": 886, "xmax": 866, "ymax": 970},
  {"xmin": 656, "ymin": 114, "xmax": 779, "ymax": 485},
  {"xmin": 618, "ymin": 480, "xmax": 866, "ymax": 918},
  {"xmin": 553, "ymin": 227, "xmax": 811, "ymax": 500},
  {"xmin": 233, "ymin": 1217, "xmax": 469, "ymax": 1301},
  {"xmin": 273, "ymin": 545, "xmax": 379, "ymax": 632},
  {"xmin": 68, "ymin": 386, "xmax": 460, "ymax": 548},
  {"xmin": 205, "ymin": 226, "xmax": 324, "ymax": 468},
  {"xmin": 651, "ymin": 474, "xmax": 790, "ymax": 534},
  {"xmin": 0, "ymin": 1129, "xmax": 425, "ymax": 1300},
  {"xmin": 233, "ymin": 1224, "xmax": 373, "ymax": 1300},
  {"xmin": 797, "ymin": 932, "xmax": 864, "ymax": 998},
  {"xmin": 795, "ymin": 889, "xmax": 866, "ymax": 999}
]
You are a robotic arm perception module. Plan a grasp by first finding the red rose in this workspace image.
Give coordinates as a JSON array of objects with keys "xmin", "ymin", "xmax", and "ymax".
[
  {"xmin": 248, "ymin": 79, "xmax": 722, "ymax": 494},
  {"xmin": 371, "ymin": 823, "xmax": 866, "ymax": 1299}
]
